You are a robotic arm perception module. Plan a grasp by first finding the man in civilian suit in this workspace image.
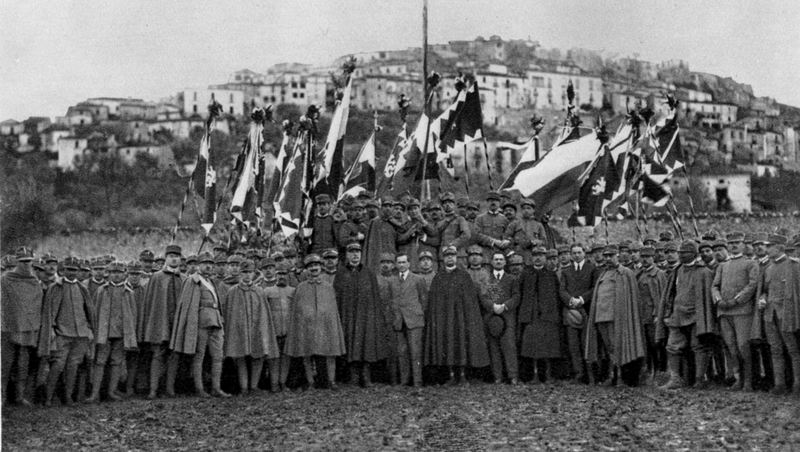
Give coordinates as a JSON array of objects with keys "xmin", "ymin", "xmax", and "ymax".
[
  {"xmin": 388, "ymin": 253, "xmax": 428, "ymax": 388},
  {"xmin": 559, "ymin": 243, "xmax": 598, "ymax": 383},
  {"xmin": 482, "ymin": 252, "xmax": 520, "ymax": 384}
]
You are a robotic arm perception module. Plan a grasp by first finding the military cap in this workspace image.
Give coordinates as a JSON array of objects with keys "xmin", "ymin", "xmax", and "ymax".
[
  {"xmin": 270, "ymin": 251, "xmax": 285, "ymax": 260},
  {"xmin": 679, "ymin": 240, "xmax": 699, "ymax": 254},
  {"xmin": 618, "ymin": 240, "xmax": 633, "ymax": 252},
  {"xmin": 640, "ymin": 245, "xmax": 656, "ymax": 257},
  {"xmin": 42, "ymin": 253, "xmax": 58, "ymax": 264},
  {"xmin": 245, "ymin": 249, "xmax": 258, "ymax": 260},
  {"xmin": 664, "ymin": 241, "xmax": 679, "ymax": 252},
  {"xmin": 32, "ymin": 257, "xmax": 46, "ymax": 270},
  {"xmin": 556, "ymin": 244, "xmax": 570, "ymax": 254},
  {"xmin": 127, "ymin": 261, "xmax": 143, "ymax": 273},
  {"xmin": 365, "ymin": 199, "xmax": 379, "ymax": 208},
  {"xmin": 701, "ymin": 229, "xmax": 720, "ymax": 241},
  {"xmin": 590, "ymin": 243, "xmax": 606, "ymax": 253},
  {"xmin": 107, "ymin": 261, "xmax": 125, "ymax": 272},
  {"xmin": 275, "ymin": 262, "xmax": 290, "ymax": 274},
  {"xmin": 603, "ymin": 244, "xmax": 619, "ymax": 255},
  {"xmin": 14, "ymin": 246, "xmax": 34, "ymax": 262},
  {"xmin": 260, "ymin": 257, "xmax": 276, "ymax": 269},
  {"xmin": 186, "ymin": 254, "xmax": 198, "ymax": 264},
  {"xmin": 406, "ymin": 198, "xmax": 421, "ymax": 209},
  {"xmin": 726, "ymin": 231, "xmax": 745, "ymax": 243},
  {"xmin": 743, "ymin": 232, "xmax": 755, "ymax": 245},
  {"xmin": 791, "ymin": 234, "xmax": 800, "ymax": 248},
  {"xmin": 91, "ymin": 257, "xmax": 105, "ymax": 269},
  {"xmin": 352, "ymin": 200, "xmax": 366, "ymax": 209},
  {"xmin": 304, "ymin": 254, "xmax": 323, "ymax": 266},
  {"xmin": 139, "ymin": 249, "xmax": 155, "ymax": 261},
  {"xmin": 232, "ymin": 249, "xmax": 246, "ymax": 258},
  {"xmin": 502, "ymin": 201, "xmax": 517, "ymax": 211},
  {"xmin": 380, "ymin": 196, "xmax": 395, "ymax": 206},
  {"xmin": 520, "ymin": 198, "xmax": 536, "ymax": 208},
  {"xmin": 655, "ymin": 241, "xmax": 667, "ymax": 251},
  {"xmin": 283, "ymin": 247, "xmax": 298, "ymax": 258},
  {"xmin": 442, "ymin": 245, "xmax": 458, "ymax": 256},
  {"xmin": 393, "ymin": 200, "xmax": 407, "ymax": 210},
  {"xmin": 642, "ymin": 235, "xmax": 658, "ymax": 246},
  {"xmin": 752, "ymin": 232, "xmax": 769, "ymax": 246},
  {"xmin": 767, "ymin": 234, "xmax": 788, "ymax": 246},
  {"xmin": 356, "ymin": 191, "xmax": 373, "ymax": 200},
  {"xmin": 486, "ymin": 313, "xmax": 507, "ymax": 338},
  {"xmin": 439, "ymin": 192, "xmax": 456, "ymax": 203},
  {"xmin": 532, "ymin": 245, "xmax": 547, "ymax": 255},
  {"xmin": 712, "ymin": 239, "xmax": 728, "ymax": 249},
  {"xmin": 214, "ymin": 255, "xmax": 227, "ymax": 265},
  {"xmin": 659, "ymin": 231, "xmax": 674, "ymax": 242},
  {"xmin": 466, "ymin": 200, "xmax": 480, "ymax": 210},
  {"xmin": 227, "ymin": 255, "xmax": 243, "ymax": 264},
  {"xmin": 346, "ymin": 242, "xmax": 362, "ymax": 252},
  {"xmin": 467, "ymin": 245, "xmax": 483, "ymax": 256},
  {"xmin": 456, "ymin": 197, "xmax": 470, "ymax": 207},
  {"xmin": 486, "ymin": 191, "xmax": 501, "ymax": 201},
  {"xmin": 1, "ymin": 255, "xmax": 17, "ymax": 269},
  {"xmin": 239, "ymin": 260, "xmax": 255, "ymax": 272},
  {"xmin": 380, "ymin": 252, "xmax": 396, "ymax": 263},
  {"xmin": 322, "ymin": 249, "xmax": 339, "ymax": 259},
  {"xmin": 698, "ymin": 241, "xmax": 713, "ymax": 251},
  {"xmin": 426, "ymin": 201, "xmax": 442, "ymax": 211},
  {"xmin": 315, "ymin": 194, "xmax": 332, "ymax": 204},
  {"xmin": 104, "ymin": 254, "xmax": 116, "ymax": 264},
  {"xmin": 629, "ymin": 242, "xmax": 642, "ymax": 252},
  {"xmin": 419, "ymin": 250, "xmax": 434, "ymax": 260},
  {"xmin": 197, "ymin": 252, "xmax": 214, "ymax": 264},
  {"xmin": 165, "ymin": 244, "xmax": 182, "ymax": 257},
  {"xmin": 508, "ymin": 254, "xmax": 524, "ymax": 265},
  {"xmin": 212, "ymin": 243, "xmax": 227, "ymax": 252},
  {"xmin": 546, "ymin": 249, "xmax": 558, "ymax": 258},
  {"xmin": 63, "ymin": 256, "xmax": 81, "ymax": 269}
]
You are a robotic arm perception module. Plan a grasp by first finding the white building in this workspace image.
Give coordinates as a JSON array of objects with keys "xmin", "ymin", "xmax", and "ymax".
[
  {"xmin": 180, "ymin": 88, "xmax": 245, "ymax": 117},
  {"xmin": 0, "ymin": 119, "xmax": 24, "ymax": 135},
  {"xmin": 525, "ymin": 65, "xmax": 603, "ymax": 110},
  {"xmin": 57, "ymin": 136, "xmax": 89, "ymax": 170}
]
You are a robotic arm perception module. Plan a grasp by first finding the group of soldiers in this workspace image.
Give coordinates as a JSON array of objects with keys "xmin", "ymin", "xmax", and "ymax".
[{"xmin": 3, "ymin": 189, "xmax": 800, "ymax": 407}]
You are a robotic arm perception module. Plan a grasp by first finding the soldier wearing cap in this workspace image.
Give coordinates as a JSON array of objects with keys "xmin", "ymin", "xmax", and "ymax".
[
  {"xmin": 284, "ymin": 247, "xmax": 307, "ymax": 286},
  {"xmin": 466, "ymin": 245, "xmax": 491, "ymax": 291},
  {"xmin": 154, "ymin": 255, "xmax": 166, "ymax": 272},
  {"xmin": 40, "ymin": 256, "xmax": 94, "ymax": 406},
  {"xmin": 222, "ymin": 259, "xmax": 281, "ymax": 395},
  {"xmin": 334, "ymin": 242, "xmax": 388, "ymax": 387},
  {"xmin": 557, "ymin": 244, "xmax": 573, "ymax": 273},
  {"xmin": 185, "ymin": 255, "xmax": 198, "ymax": 275},
  {"xmin": 258, "ymin": 257, "xmax": 278, "ymax": 288},
  {"xmin": 435, "ymin": 192, "xmax": 472, "ymax": 270},
  {"xmin": 224, "ymin": 255, "xmax": 244, "ymax": 286},
  {"xmin": 558, "ymin": 243, "xmax": 598, "ymax": 384},
  {"xmin": 514, "ymin": 245, "xmax": 563, "ymax": 383},
  {"xmin": 698, "ymin": 241, "xmax": 717, "ymax": 271},
  {"xmin": 504, "ymin": 199, "xmax": 546, "ymax": 265},
  {"xmin": 585, "ymin": 244, "xmax": 645, "ymax": 387},
  {"xmin": 363, "ymin": 197, "xmax": 399, "ymax": 270},
  {"xmin": 85, "ymin": 262, "xmax": 137, "ymax": 403},
  {"xmin": 742, "ymin": 233, "xmax": 756, "ymax": 259},
  {"xmin": 87, "ymin": 257, "xmax": 107, "ymax": 300},
  {"xmin": 416, "ymin": 250, "xmax": 437, "ymax": 290},
  {"xmin": 636, "ymin": 245, "xmax": 667, "ymax": 385},
  {"xmin": 122, "ymin": 261, "xmax": 146, "ymax": 396},
  {"xmin": 388, "ymin": 252, "xmax": 429, "ymax": 388},
  {"xmin": 0, "ymin": 255, "xmax": 16, "ymax": 276},
  {"xmin": 263, "ymin": 262, "xmax": 295, "ymax": 392},
  {"xmin": 545, "ymin": 249, "xmax": 559, "ymax": 272},
  {"xmin": 212, "ymin": 244, "xmax": 227, "ymax": 260},
  {"xmin": 501, "ymin": 200, "xmax": 517, "ymax": 223},
  {"xmin": 376, "ymin": 252, "xmax": 399, "ymax": 384},
  {"xmin": 339, "ymin": 200, "xmax": 368, "ymax": 253},
  {"xmin": 310, "ymin": 193, "xmax": 339, "ymax": 255},
  {"xmin": 79, "ymin": 258, "xmax": 92, "ymax": 283},
  {"xmin": 711, "ymin": 231, "xmax": 757, "ymax": 391},
  {"xmin": 139, "ymin": 250, "xmax": 155, "ymax": 281},
  {"xmin": 482, "ymin": 250, "xmax": 520, "ymax": 385},
  {"xmin": 588, "ymin": 243, "xmax": 605, "ymax": 269},
  {"xmin": 618, "ymin": 241, "xmax": 634, "ymax": 270},
  {"xmin": 659, "ymin": 231, "xmax": 674, "ymax": 243},
  {"xmin": 757, "ymin": 234, "xmax": 800, "ymax": 395},
  {"xmin": 397, "ymin": 198, "xmax": 438, "ymax": 273},
  {"xmin": 170, "ymin": 252, "xmax": 230, "ymax": 398},
  {"xmin": 139, "ymin": 244, "xmax": 186, "ymax": 399},
  {"xmin": 285, "ymin": 254, "xmax": 346, "ymax": 390},
  {"xmin": 658, "ymin": 240, "xmax": 717, "ymax": 390},
  {"xmin": 364, "ymin": 198, "xmax": 380, "ymax": 221},
  {"xmin": 319, "ymin": 249, "xmax": 339, "ymax": 284},
  {"xmin": 422, "ymin": 245, "xmax": 489, "ymax": 384},
  {"xmin": 642, "ymin": 235, "xmax": 658, "ymax": 248},
  {"xmin": 456, "ymin": 197, "xmax": 469, "ymax": 218},
  {"xmin": 474, "ymin": 191, "xmax": 510, "ymax": 265},
  {"xmin": 211, "ymin": 254, "xmax": 226, "ymax": 285},
  {"xmin": 507, "ymin": 253, "xmax": 524, "ymax": 276},
  {"xmin": 1, "ymin": 247, "xmax": 43, "ymax": 406},
  {"xmin": 662, "ymin": 241, "xmax": 681, "ymax": 276}
]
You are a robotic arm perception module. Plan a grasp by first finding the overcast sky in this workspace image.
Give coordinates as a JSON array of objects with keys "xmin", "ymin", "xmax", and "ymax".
[{"xmin": 2, "ymin": 0, "xmax": 798, "ymax": 120}]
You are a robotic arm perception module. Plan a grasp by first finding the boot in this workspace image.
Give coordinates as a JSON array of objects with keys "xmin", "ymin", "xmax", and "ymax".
[
  {"xmin": 790, "ymin": 355, "xmax": 800, "ymax": 396},
  {"xmin": 728, "ymin": 370, "xmax": 743, "ymax": 391},
  {"xmin": 107, "ymin": 366, "xmax": 122, "ymax": 401},
  {"xmin": 15, "ymin": 348, "xmax": 32, "ymax": 406},
  {"xmin": 268, "ymin": 359, "xmax": 281, "ymax": 393},
  {"xmin": 361, "ymin": 363, "xmax": 373, "ymax": 388},
  {"xmin": 250, "ymin": 358, "xmax": 264, "ymax": 393},
  {"xmin": 193, "ymin": 357, "xmax": 209, "ymax": 398},
  {"xmin": 660, "ymin": 355, "xmax": 684, "ymax": 390},
  {"xmin": 210, "ymin": 360, "xmax": 230, "ymax": 397},
  {"xmin": 165, "ymin": 353, "xmax": 178, "ymax": 398},
  {"xmin": 124, "ymin": 356, "xmax": 138, "ymax": 397},
  {"xmin": 236, "ymin": 359, "xmax": 249, "ymax": 396},
  {"xmin": 770, "ymin": 355, "xmax": 787, "ymax": 395},
  {"xmin": 741, "ymin": 352, "xmax": 754, "ymax": 392},
  {"xmin": 85, "ymin": 364, "xmax": 105, "ymax": 403},
  {"xmin": 693, "ymin": 352, "xmax": 711, "ymax": 390},
  {"xmin": 63, "ymin": 362, "xmax": 79, "ymax": 406},
  {"xmin": 326, "ymin": 357, "xmax": 338, "ymax": 390},
  {"xmin": 147, "ymin": 354, "xmax": 163, "ymax": 399}
]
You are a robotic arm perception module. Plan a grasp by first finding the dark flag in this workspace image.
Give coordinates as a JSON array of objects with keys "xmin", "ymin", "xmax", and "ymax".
[
  {"xmin": 376, "ymin": 124, "xmax": 408, "ymax": 196},
  {"xmin": 275, "ymin": 132, "xmax": 307, "ymax": 238},
  {"xmin": 230, "ymin": 112, "xmax": 266, "ymax": 224},
  {"xmin": 569, "ymin": 142, "xmax": 621, "ymax": 227},
  {"xmin": 436, "ymin": 81, "xmax": 484, "ymax": 174},
  {"xmin": 313, "ymin": 76, "xmax": 352, "ymax": 198},
  {"xmin": 341, "ymin": 130, "xmax": 376, "ymax": 199},
  {"xmin": 268, "ymin": 120, "xmax": 294, "ymax": 203}
]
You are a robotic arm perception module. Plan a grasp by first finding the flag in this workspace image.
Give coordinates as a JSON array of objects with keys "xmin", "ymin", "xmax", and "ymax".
[
  {"xmin": 653, "ymin": 110, "xmax": 682, "ymax": 174},
  {"xmin": 390, "ymin": 115, "xmax": 433, "ymax": 197},
  {"xmin": 496, "ymin": 140, "xmax": 531, "ymax": 152},
  {"xmin": 376, "ymin": 124, "xmax": 408, "ymax": 196},
  {"xmin": 436, "ymin": 81, "xmax": 484, "ymax": 173},
  {"xmin": 268, "ymin": 126, "xmax": 293, "ymax": 203},
  {"xmin": 274, "ymin": 132, "xmax": 307, "ymax": 238},
  {"xmin": 341, "ymin": 131, "xmax": 376, "ymax": 199},
  {"xmin": 191, "ymin": 128, "xmax": 217, "ymax": 234},
  {"xmin": 569, "ymin": 143, "xmax": 621, "ymax": 227},
  {"xmin": 500, "ymin": 128, "xmax": 601, "ymax": 214},
  {"xmin": 230, "ymin": 120, "xmax": 264, "ymax": 223},
  {"xmin": 313, "ymin": 76, "xmax": 352, "ymax": 197}
]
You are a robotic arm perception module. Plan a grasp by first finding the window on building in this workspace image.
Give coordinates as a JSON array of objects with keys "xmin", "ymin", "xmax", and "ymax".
[
  {"xmin": 299, "ymin": 93, "xmax": 304, "ymax": 98},
  {"xmin": 483, "ymin": 77, "xmax": 486, "ymax": 83},
  {"xmin": 193, "ymin": 92, "xmax": 197, "ymax": 101},
  {"xmin": 300, "ymin": 82, "xmax": 306, "ymax": 89},
  {"xmin": 230, "ymin": 106, "xmax": 234, "ymax": 114},
  {"xmin": 193, "ymin": 105, "xmax": 198, "ymax": 113},
  {"xmin": 291, "ymin": 82, "xmax": 298, "ymax": 88},
  {"xmin": 292, "ymin": 93, "xmax": 297, "ymax": 98},
  {"xmin": 74, "ymin": 141, "xmax": 78, "ymax": 149},
  {"xmin": 590, "ymin": 80, "xmax": 594, "ymax": 90},
  {"xmin": 230, "ymin": 94, "xmax": 234, "ymax": 103}
]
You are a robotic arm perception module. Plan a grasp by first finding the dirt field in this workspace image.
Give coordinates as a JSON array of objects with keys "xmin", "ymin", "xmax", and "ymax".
[{"xmin": 4, "ymin": 382, "xmax": 799, "ymax": 451}]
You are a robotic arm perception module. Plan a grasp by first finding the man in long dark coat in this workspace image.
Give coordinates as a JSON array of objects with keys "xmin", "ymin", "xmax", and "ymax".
[
  {"xmin": 516, "ymin": 246, "xmax": 563, "ymax": 383},
  {"xmin": 334, "ymin": 242, "xmax": 388, "ymax": 387},
  {"xmin": 422, "ymin": 245, "xmax": 489, "ymax": 384},
  {"xmin": 363, "ymin": 197, "xmax": 399, "ymax": 270}
]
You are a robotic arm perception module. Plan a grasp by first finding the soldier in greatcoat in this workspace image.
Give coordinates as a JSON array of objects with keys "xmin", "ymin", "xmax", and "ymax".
[{"xmin": 263, "ymin": 264, "xmax": 295, "ymax": 392}]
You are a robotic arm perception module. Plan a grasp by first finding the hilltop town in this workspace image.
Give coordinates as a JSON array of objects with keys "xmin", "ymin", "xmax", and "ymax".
[{"xmin": 3, "ymin": 36, "xmax": 800, "ymax": 214}]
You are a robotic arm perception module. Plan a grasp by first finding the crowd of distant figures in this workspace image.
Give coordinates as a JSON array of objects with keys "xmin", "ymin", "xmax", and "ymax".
[{"xmin": 3, "ymin": 190, "xmax": 800, "ymax": 407}]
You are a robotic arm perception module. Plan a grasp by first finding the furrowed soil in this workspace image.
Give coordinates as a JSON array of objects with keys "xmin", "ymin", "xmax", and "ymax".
[{"xmin": 4, "ymin": 382, "xmax": 799, "ymax": 451}]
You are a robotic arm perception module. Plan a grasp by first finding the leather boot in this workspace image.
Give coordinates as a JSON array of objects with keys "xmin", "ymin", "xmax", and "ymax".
[
  {"xmin": 193, "ymin": 357, "xmax": 209, "ymax": 398},
  {"xmin": 211, "ymin": 360, "xmax": 230, "ymax": 397},
  {"xmin": 660, "ymin": 354, "xmax": 684, "ymax": 390},
  {"xmin": 236, "ymin": 359, "xmax": 249, "ymax": 396},
  {"xmin": 790, "ymin": 355, "xmax": 800, "ymax": 396},
  {"xmin": 741, "ymin": 352, "xmax": 754, "ymax": 392},
  {"xmin": 771, "ymin": 354, "xmax": 787, "ymax": 395},
  {"xmin": 361, "ymin": 363, "xmax": 373, "ymax": 388},
  {"xmin": 165, "ymin": 353, "xmax": 178, "ymax": 398},
  {"xmin": 693, "ymin": 352, "xmax": 711, "ymax": 389},
  {"xmin": 268, "ymin": 359, "xmax": 280, "ymax": 393},
  {"xmin": 147, "ymin": 354, "xmax": 162, "ymax": 399},
  {"xmin": 85, "ymin": 364, "xmax": 104, "ymax": 403},
  {"xmin": 107, "ymin": 366, "xmax": 122, "ymax": 401},
  {"xmin": 15, "ymin": 348, "xmax": 32, "ymax": 406},
  {"xmin": 728, "ymin": 370, "xmax": 743, "ymax": 391},
  {"xmin": 250, "ymin": 358, "xmax": 264, "ymax": 393},
  {"xmin": 63, "ymin": 362, "xmax": 79, "ymax": 405}
]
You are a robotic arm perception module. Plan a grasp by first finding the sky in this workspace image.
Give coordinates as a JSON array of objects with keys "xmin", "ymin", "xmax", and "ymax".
[{"xmin": 2, "ymin": 0, "xmax": 799, "ymax": 120}]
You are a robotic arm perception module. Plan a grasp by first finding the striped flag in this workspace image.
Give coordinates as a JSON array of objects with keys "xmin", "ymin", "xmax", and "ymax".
[
  {"xmin": 313, "ymin": 76, "xmax": 352, "ymax": 197},
  {"xmin": 436, "ymin": 81, "xmax": 484, "ymax": 174},
  {"xmin": 230, "ymin": 119, "xmax": 264, "ymax": 223},
  {"xmin": 340, "ymin": 130, "xmax": 376, "ymax": 199},
  {"xmin": 376, "ymin": 124, "xmax": 408, "ymax": 196},
  {"xmin": 267, "ymin": 121, "xmax": 294, "ymax": 203},
  {"xmin": 274, "ymin": 131, "xmax": 307, "ymax": 238},
  {"xmin": 569, "ymin": 142, "xmax": 621, "ymax": 226}
]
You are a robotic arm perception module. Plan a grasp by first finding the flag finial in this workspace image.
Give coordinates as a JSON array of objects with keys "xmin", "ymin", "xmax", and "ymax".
[{"xmin": 397, "ymin": 94, "xmax": 410, "ymax": 123}]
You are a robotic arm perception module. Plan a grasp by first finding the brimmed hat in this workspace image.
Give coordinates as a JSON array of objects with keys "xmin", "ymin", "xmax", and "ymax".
[
  {"xmin": 664, "ymin": 241, "xmax": 679, "ymax": 252},
  {"xmin": 346, "ymin": 242, "xmax": 362, "ymax": 252},
  {"xmin": 502, "ymin": 201, "xmax": 517, "ymax": 211},
  {"xmin": 508, "ymin": 254, "xmax": 524, "ymax": 265},
  {"xmin": 590, "ymin": 243, "xmax": 605, "ymax": 253},
  {"xmin": 315, "ymin": 194, "xmax": 332, "ymax": 204},
  {"xmin": 565, "ymin": 308, "xmax": 585, "ymax": 329},
  {"xmin": 260, "ymin": 257, "xmax": 276, "ymax": 269},
  {"xmin": 712, "ymin": 239, "xmax": 728, "ymax": 250},
  {"xmin": 80, "ymin": 259, "xmax": 91, "ymax": 271},
  {"xmin": 603, "ymin": 244, "xmax": 619, "ymax": 255},
  {"xmin": 127, "ymin": 261, "xmax": 143, "ymax": 273},
  {"xmin": 63, "ymin": 256, "xmax": 81, "ymax": 270},
  {"xmin": 322, "ymin": 249, "xmax": 339, "ymax": 259},
  {"xmin": 767, "ymin": 234, "xmax": 788, "ymax": 246},
  {"xmin": 532, "ymin": 246, "xmax": 547, "ymax": 256},
  {"xmin": 186, "ymin": 254, "xmax": 198, "ymax": 264},
  {"xmin": 642, "ymin": 235, "xmax": 658, "ymax": 245},
  {"xmin": 380, "ymin": 252, "xmax": 395, "ymax": 263},
  {"xmin": 618, "ymin": 240, "xmax": 632, "ymax": 252},
  {"xmin": 165, "ymin": 244, "xmax": 182, "ymax": 257},
  {"xmin": 698, "ymin": 241, "xmax": 713, "ymax": 251},
  {"xmin": 419, "ymin": 251, "xmax": 434, "ymax": 260},
  {"xmin": 227, "ymin": 255, "xmax": 243, "ymax": 264},
  {"xmin": 556, "ymin": 244, "xmax": 570, "ymax": 254},
  {"xmin": 546, "ymin": 249, "xmax": 558, "ymax": 258},
  {"xmin": 239, "ymin": 260, "xmax": 255, "ymax": 272},
  {"xmin": 726, "ymin": 231, "xmax": 745, "ymax": 243},
  {"xmin": 659, "ymin": 231, "xmax": 674, "ymax": 242},
  {"xmin": 32, "ymin": 257, "xmax": 46, "ymax": 270},
  {"xmin": 466, "ymin": 200, "xmax": 480, "ymax": 210},
  {"xmin": 107, "ymin": 261, "xmax": 125, "ymax": 272},
  {"xmin": 197, "ymin": 252, "xmax": 214, "ymax": 264},
  {"xmin": 406, "ymin": 198, "xmax": 421, "ymax": 209},
  {"xmin": 679, "ymin": 240, "xmax": 699, "ymax": 254},
  {"xmin": 139, "ymin": 250, "xmax": 155, "ymax": 262},
  {"xmin": 304, "ymin": 254, "xmax": 323, "ymax": 266},
  {"xmin": 520, "ymin": 198, "xmax": 536, "ymax": 208},
  {"xmin": 439, "ymin": 192, "xmax": 456, "ymax": 203},
  {"xmin": 752, "ymin": 232, "xmax": 769, "ymax": 246},
  {"xmin": 467, "ymin": 245, "xmax": 483, "ymax": 256},
  {"xmin": 442, "ymin": 245, "xmax": 458, "ymax": 256},
  {"xmin": 486, "ymin": 191, "xmax": 501, "ymax": 201},
  {"xmin": 14, "ymin": 246, "xmax": 34, "ymax": 262},
  {"xmin": 640, "ymin": 246, "xmax": 656, "ymax": 257}
]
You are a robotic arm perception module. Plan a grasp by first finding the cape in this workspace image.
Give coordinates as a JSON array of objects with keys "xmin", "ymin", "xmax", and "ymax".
[
  {"xmin": 584, "ymin": 265, "xmax": 646, "ymax": 366},
  {"xmin": 170, "ymin": 274, "xmax": 223, "ymax": 355},
  {"xmin": 422, "ymin": 268, "xmax": 490, "ymax": 367},
  {"xmin": 93, "ymin": 284, "xmax": 138, "ymax": 349},
  {"xmin": 222, "ymin": 283, "xmax": 281, "ymax": 358},
  {"xmin": 764, "ymin": 257, "xmax": 800, "ymax": 333},
  {"xmin": 139, "ymin": 269, "xmax": 186, "ymax": 344},
  {"xmin": 284, "ymin": 279, "xmax": 346, "ymax": 357},
  {"xmin": 363, "ymin": 217, "xmax": 398, "ymax": 270},
  {"xmin": 38, "ymin": 279, "xmax": 94, "ymax": 356},
  {"xmin": 656, "ymin": 261, "xmax": 716, "ymax": 340},
  {"xmin": 1, "ymin": 270, "xmax": 43, "ymax": 333},
  {"xmin": 333, "ymin": 263, "xmax": 388, "ymax": 362}
]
